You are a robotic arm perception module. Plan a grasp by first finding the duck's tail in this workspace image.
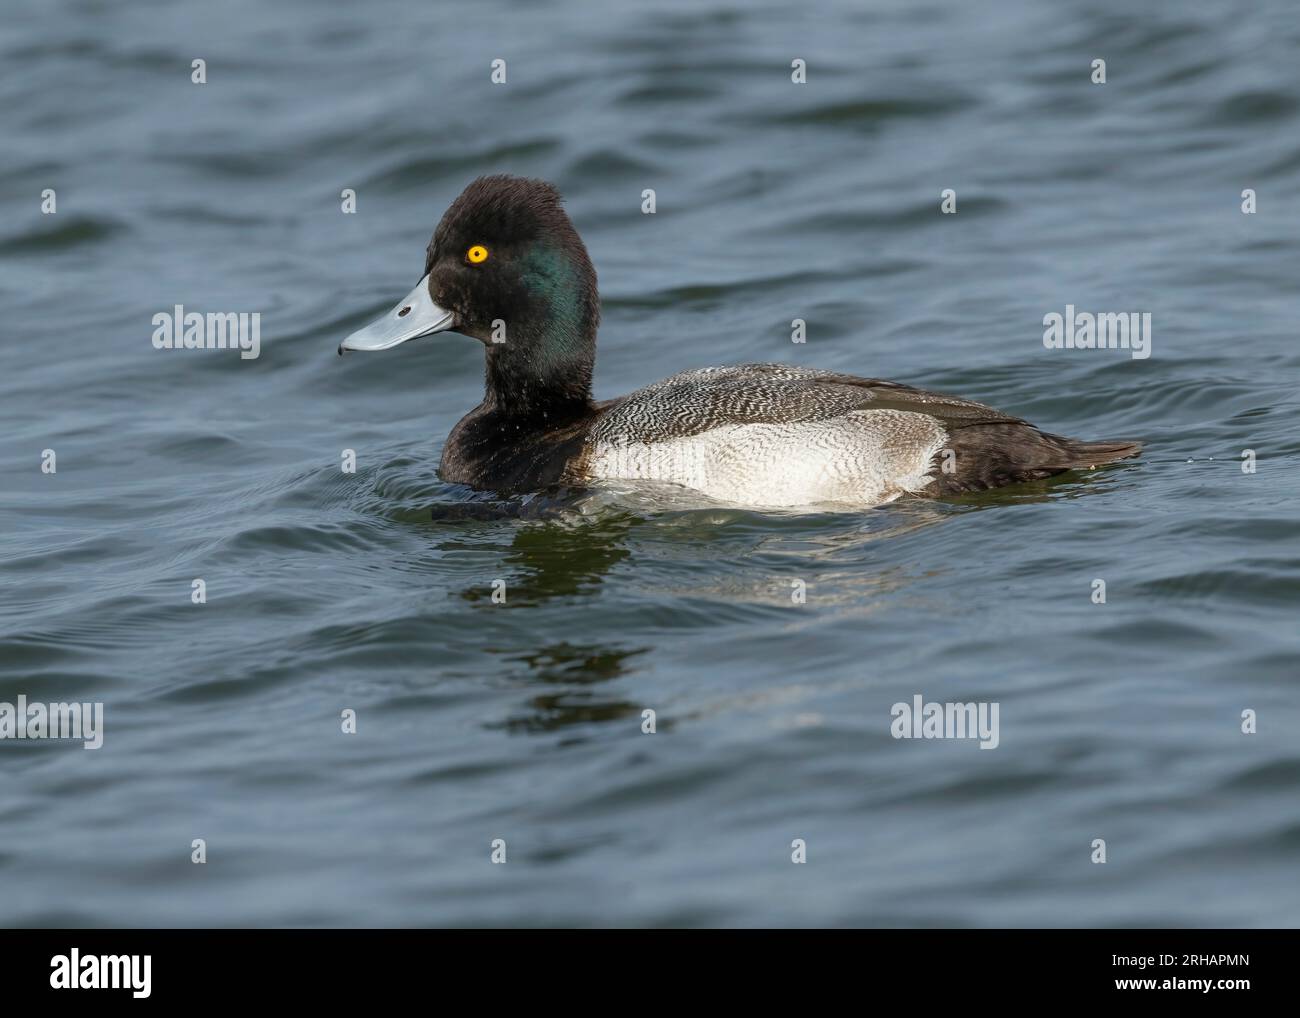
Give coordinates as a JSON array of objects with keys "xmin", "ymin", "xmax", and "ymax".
[
  {"xmin": 1044, "ymin": 435, "xmax": 1144, "ymax": 470},
  {"xmin": 926, "ymin": 424, "xmax": 1142, "ymax": 495}
]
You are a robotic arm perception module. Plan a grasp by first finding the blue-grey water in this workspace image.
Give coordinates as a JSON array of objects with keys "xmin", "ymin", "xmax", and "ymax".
[{"xmin": 2, "ymin": 0, "xmax": 1298, "ymax": 927}]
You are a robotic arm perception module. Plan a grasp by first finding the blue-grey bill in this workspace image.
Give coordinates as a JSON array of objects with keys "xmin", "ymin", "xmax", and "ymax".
[{"xmin": 338, "ymin": 274, "xmax": 454, "ymax": 353}]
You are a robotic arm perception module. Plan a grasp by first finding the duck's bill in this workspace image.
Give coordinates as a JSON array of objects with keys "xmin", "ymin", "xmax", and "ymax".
[{"xmin": 337, "ymin": 274, "xmax": 455, "ymax": 354}]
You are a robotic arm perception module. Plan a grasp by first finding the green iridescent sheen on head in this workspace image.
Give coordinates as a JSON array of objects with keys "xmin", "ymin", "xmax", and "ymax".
[{"xmin": 519, "ymin": 243, "xmax": 587, "ymax": 351}]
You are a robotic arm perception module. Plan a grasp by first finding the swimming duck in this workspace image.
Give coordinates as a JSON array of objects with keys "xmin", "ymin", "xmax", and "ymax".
[{"xmin": 339, "ymin": 175, "xmax": 1140, "ymax": 507}]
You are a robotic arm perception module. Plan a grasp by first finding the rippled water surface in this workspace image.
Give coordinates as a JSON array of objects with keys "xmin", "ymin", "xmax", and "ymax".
[{"xmin": 2, "ymin": 0, "xmax": 1299, "ymax": 926}]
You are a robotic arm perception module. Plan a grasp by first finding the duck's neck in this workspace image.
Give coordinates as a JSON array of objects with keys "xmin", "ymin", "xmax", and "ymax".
[
  {"xmin": 441, "ymin": 324, "xmax": 595, "ymax": 489},
  {"xmin": 481, "ymin": 333, "xmax": 594, "ymax": 424}
]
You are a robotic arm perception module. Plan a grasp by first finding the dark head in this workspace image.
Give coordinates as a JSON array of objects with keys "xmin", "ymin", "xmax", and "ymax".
[{"xmin": 340, "ymin": 175, "xmax": 600, "ymax": 415}]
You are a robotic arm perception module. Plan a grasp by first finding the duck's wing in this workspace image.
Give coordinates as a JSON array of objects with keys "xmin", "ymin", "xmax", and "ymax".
[
  {"xmin": 591, "ymin": 363, "xmax": 1024, "ymax": 444},
  {"xmin": 747, "ymin": 367, "xmax": 1141, "ymax": 491},
  {"xmin": 791, "ymin": 370, "xmax": 1029, "ymax": 429}
]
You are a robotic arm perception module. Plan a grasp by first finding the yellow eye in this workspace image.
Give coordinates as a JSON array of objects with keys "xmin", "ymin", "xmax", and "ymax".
[{"xmin": 467, "ymin": 245, "xmax": 488, "ymax": 264}]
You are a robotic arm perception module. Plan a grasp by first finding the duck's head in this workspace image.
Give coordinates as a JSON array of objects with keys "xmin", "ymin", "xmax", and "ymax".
[{"xmin": 340, "ymin": 175, "xmax": 599, "ymax": 410}]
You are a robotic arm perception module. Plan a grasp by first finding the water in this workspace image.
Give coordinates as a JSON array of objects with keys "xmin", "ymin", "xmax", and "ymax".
[{"xmin": 2, "ymin": 0, "xmax": 1298, "ymax": 927}]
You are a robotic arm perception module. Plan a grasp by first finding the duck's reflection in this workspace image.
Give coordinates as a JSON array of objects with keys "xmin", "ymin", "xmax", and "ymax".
[
  {"xmin": 450, "ymin": 505, "xmax": 633, "ymax": 605},
  {"xmin": 438, "ymin": 469, "xmax": 1122, "ymax": 737},
  {"xmin": 488, "ymin": 641, "xmax": 650, "ymax": 735},
  {"xmin": 440, "ymin": 504, "xmax": 646, "ymax": 734}
]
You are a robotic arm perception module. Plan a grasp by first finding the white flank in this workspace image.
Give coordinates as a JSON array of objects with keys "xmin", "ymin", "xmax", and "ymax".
[{"xmin": 587, "ymin": 409, "xmax": 948, "ymax": 507}]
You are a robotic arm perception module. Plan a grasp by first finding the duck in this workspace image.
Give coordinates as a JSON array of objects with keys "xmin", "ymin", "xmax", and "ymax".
[{"xmin": 339, "ymin": 175, "xmax": 1140, "ymax": 507}]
